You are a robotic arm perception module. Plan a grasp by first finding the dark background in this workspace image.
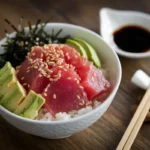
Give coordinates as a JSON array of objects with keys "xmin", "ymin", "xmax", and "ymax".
[{"xmin": 0, "ymin": 0, "xmax": 150, "ymax": 150}]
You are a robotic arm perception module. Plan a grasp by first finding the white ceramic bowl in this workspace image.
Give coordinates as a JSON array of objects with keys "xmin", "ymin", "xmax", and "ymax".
[
  {"xmin": 100, "ymin": 8, "xmax": 150, "ymax": 58},
  {"xmin": 0, "ymin": 23, "xmax": 122, "ymax": 139}
]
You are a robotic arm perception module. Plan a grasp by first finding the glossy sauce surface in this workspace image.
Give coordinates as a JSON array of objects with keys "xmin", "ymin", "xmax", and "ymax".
[{"xmin": 113, "ymin": 25, "xmax": 150, "ymax": 53}]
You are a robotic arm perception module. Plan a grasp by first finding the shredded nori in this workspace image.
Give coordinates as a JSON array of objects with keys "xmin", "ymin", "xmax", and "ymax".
[{"xmin": 0, "ymin": 18, "xmax": 70, "ymax": 68}]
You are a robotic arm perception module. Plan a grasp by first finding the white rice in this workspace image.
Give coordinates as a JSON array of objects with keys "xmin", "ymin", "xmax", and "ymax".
[{"xmin": 36, "ymin": 100, "xmax": 101, "ymax": 121}]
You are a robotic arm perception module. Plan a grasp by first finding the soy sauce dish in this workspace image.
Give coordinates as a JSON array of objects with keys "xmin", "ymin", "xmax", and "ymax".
[
  {"xmin": 100, "ymin": 8, "xmax": 150, "ymax": 58},
  {"xmin": 0, "ymin": 22, "xmax": 121, "ymax": 139}
]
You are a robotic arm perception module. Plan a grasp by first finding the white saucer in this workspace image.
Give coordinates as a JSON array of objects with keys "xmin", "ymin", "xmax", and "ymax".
[{"xmin": 100, "ymin": 8, "xmax": 150, "ymax": 58}]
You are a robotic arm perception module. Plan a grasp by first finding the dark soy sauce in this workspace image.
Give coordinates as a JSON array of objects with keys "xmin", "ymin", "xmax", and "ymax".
[{"xmin": 113, "ymin": 25, "xmax": 150, "ymax": 53}]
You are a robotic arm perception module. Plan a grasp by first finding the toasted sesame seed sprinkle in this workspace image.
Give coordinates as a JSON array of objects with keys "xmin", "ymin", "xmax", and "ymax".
[
  {"xmin": 44, "ymin": 93, "xmax": 47, "ymax": 97},
  {"xmin": 53, "ymin": 94, "xmax": 56, "ymax": 99},
  {"xmin": 21, "ymin": 77, "xmax": 25, "ymax": 80},
  {"xmin": 75, "ymin": 55, "xmax": 78, "ymax": 58},
  {"xmin": 32, "ymin": 53, "xmax": 35, "ymax": 56},
  {"xmin": 83, "ymin": 92, "xmax": 86, "ymax": 96},
  {"xmin": 79, "ymin": 102, "xmax": 84, "ymax": 106},
  {"xmin": 76, "ymin": 80, "xmax": 80, "ymax": 84},
  {"xmin": 58, "ymin": 66, "xmax": 63, "ymax": 68},
  {"xmin": 23, "ymin": 83, "xmax": 27, "ymax": 86},
  {"xmin": 41, "ymin": 53, "xmax": 43, "ymax": 57},
  {"xmin": 27, "ymin": 70, "xmax": 30, "ymax": 73},
  {"xmin": 79, "ymin": 86, "xmax": 83, "ymax": 89},
  {"xmin": 77, "ymin": 95, "xmax": 80, "ymax": 99},
  {"xmin": 34, "ymin": 66, "xmax": 38, "ymax": 69},
  {"xmin": 63, "ymin": 68, "xmax": 67, "ymax": 71},
  {"xmin": 39, "ymin": 74, "xmax": 42, "ymax": 77},
  {"xmin": 67, "ymin": 77, "xmax": 71, "ymax": 80},
  {"xmin": 28, "ymin": 84, "xmax": 30, "ymax": 88},
  {"xmin": 44, "ymin": 88, "xmax": 48, "ymax": 92}
]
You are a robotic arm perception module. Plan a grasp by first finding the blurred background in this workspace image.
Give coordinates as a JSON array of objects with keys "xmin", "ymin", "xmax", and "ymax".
[{"xmin": 0, "ymin": 0, "xmax": 150, "ymax": 38}]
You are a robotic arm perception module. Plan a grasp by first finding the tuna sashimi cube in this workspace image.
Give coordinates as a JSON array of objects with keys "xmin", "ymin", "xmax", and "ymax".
[
  {"xmin": 42, "ymin": 67, "xmax": 88, "ymax": 116},
  {"xmin": 78, "ymin": 63, "xmax": 111, "ymax": 100},
  {"xmin": 17, "ymin": 59, "xmax": 49, "ymax": 93}
]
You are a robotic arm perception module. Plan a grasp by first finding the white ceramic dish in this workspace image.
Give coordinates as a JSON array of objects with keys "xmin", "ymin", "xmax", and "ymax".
[
  {"xmin": 100, "ymin": 8, "xmax": 150, "ymax": 58},
  {"xmin": 0, "ymin": 23, "xmax": 122, "ymax": 139}
]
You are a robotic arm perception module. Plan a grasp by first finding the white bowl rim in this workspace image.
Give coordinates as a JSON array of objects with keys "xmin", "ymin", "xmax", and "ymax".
[
  {"xmin": 100, "ymin": 8, "xmax": 150, "ymax": 59},
  {"xmin": 0, "ymin": 23, "xmax": 122, "ymax": 124}
]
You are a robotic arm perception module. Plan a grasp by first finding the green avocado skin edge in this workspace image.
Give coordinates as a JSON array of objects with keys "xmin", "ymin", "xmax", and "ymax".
[
  {"xmin": 73, "ymin": 38, "xmax": 101, "ymax": 68},
  {"xmin": 66, "ymin": 39, "xmax": 88, "ymax": 59}
]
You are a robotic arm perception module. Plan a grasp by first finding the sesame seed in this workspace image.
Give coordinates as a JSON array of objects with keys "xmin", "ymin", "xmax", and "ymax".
[
  {"xmin": 21, "ymin": 77, "xmax": 25, "ymax": 80},
  {"xmin": 75, "ymin": 55, "xmax": 78, "ymax": 58},
  {"xmin": 67, "ymin": 56, "xmax": 70, "ymax": 60},
  {"xmin": 28, "ymin": 84, "xmax": 30, "ymax": 88},
  {"xmin": 79, "ymin": 102, "xmax": 84, "ymax": 106},
  {"xmin": 53, "ymin": 74, "xmax": 59, "ymax": 77},
  {"xmin": 83, "ymin": 92, "xmax": 86, "ymax": 96},
  {"xmin": 79, "ymin": 86, "xmax": 83, "ymax": 89},
  {"xmin": 44, "ymin": 87, "xmax": 48, "ymax": 92},
  {"xmin": 77, "ymin": 95, "xmax": 80, "ymax": 99},
  {"xmin": 53, "ymin": 94, "xmax": 56, "ymax": 99},
  {"xmin": 47, "ymin": 84, "xmax": 50, "ymax": 88},
  {"xmin": 58, "ymin": 66, "xmax": 63, "ymax": 68},
  {"xmin": 39, "ymin": 74, "xmax": 42, "ymax": 77},
  {"xmin": 23, "ymin": 83, "xmax": 27, "ymax": 86},
  {"xmin": 63, "ymin": 69, "xmax": 67, "ymax": 71},
  {"xmin": 67, "ymin": 77, "xmax": 71, "ymax": 80},
  {"xmin": 44, "ymin": 93, "xmax": 47, "ymax": 97},
  {"xmin": 32, "ymin": 53, "xmax": 35, "ymax": 56},
  {"xmin": 41, "ymin": 53, "xmax": 43, "ymax": 57},
  {"xmin": 27, "ymin": 70, "xmax": 30, "ymax": 73},
  {"xmin": 34, "ymin": 66, "xmax": 38, "ymax": 69},
  {"xmin": 76, "ymin": 80, "xmax": 80, "ymax": 84}
]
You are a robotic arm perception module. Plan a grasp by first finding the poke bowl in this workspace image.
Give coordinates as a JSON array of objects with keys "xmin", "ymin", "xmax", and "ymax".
[{"xmin": 0, "ymin": 23, "xmax": 122, "ymax": 139}]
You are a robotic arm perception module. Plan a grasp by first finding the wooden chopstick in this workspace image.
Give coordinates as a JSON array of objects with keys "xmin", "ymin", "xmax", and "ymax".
[{"xmin": 116, "ymin": 88, "xmax": 150, "ymax": 150}]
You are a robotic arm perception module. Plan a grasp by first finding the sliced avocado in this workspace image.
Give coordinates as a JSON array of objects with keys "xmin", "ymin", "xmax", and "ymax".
[
  {"xmin": 0, "ymin": 62, "xmax": 12, "ymax": 76},
  {"xmin": 66, "ymin": 39, "xmax": 88, "ymax": 59},
  {"xmin": 0, "ymin": 68, "xmax": 17, "ymax": 88},
  {"xmin": 14, "ymin": 90, "xmax": 39, "ymax": 114},
  {"xmin": 74, "ymin": 38, "xmax": 101, "ymax": 68},
  {"xmin": 1, "ymin": 81, "xmax": 26, "ymax": 112},
  {"xmin": 0, "ymin": 62, "xmax": 17, "ymax": 101},
  {"xmin": 19, "ymin": 91, "xmax": 45, "ymax": 119},
  {"xmin": 0, "ymin": 62, "xmax": 26, "ymax": 111}
]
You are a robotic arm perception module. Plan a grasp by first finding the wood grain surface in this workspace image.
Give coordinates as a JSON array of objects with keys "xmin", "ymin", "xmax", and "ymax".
[{"xmin": 0, "ymin": 0, "xmax": 150, "ymax": 150}]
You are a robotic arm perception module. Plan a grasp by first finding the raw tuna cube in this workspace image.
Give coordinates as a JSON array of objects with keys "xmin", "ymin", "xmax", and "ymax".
[
  {"xmin": 17, "ymin": 59, "xmax": 49, "ymax": 93},
  {"xmin": 78, "ymin": 63, "xmax": 110, "ymax": 100},
  {"xmin": 42, "ymin": 67, "xmax": 88, "ymax": 116}
]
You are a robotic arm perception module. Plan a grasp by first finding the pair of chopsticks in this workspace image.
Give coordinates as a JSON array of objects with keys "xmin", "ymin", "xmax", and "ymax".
[{"xmin": 116, "ymin": 88, "xmax": 150, "ymax": 150}]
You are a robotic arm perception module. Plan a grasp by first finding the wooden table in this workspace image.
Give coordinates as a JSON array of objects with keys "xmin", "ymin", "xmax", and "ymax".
[{"xmin": 0, "ymin": 0, "xmax": 150, "ymax": 149}]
